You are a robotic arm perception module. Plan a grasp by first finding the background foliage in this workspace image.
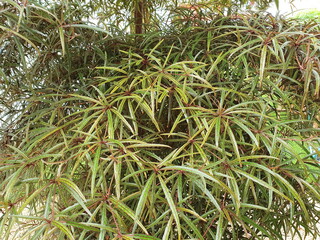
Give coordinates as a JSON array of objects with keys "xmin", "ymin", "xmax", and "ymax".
[
  {"xmin": 294, "ymin": 10, "xmax": 320, "ymax": 22},
  {"xmin": 1, "ymin": 0, "xmax": 320, "ymax": 239}
]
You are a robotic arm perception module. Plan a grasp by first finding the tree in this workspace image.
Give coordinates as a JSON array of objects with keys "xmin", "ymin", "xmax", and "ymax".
[{"xmin": 1, "ymin": 0, "xmax": 319, "ymax": 239}]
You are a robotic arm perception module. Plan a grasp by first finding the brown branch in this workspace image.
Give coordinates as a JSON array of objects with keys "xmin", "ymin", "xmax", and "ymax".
[{"xmin": 134, "ymin": 1, "xmax": 144, "ymax": 34}]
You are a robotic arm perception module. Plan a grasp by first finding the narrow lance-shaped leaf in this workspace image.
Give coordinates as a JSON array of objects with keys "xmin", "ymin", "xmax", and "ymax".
[
  {"xmin": 57, "ymin": 178, "xmax": 92, "ymax": 217},
  {"xmin": 133, "ymin": 173, "xmax": 155, "ymax": 233},
  {"xmin": 52, "ymin": 220, "xmax": 75, "ymax": 240},
  {"xmin": 158, "ymin": 175, "xmax": 181, "ymax": 240},
  {"xmin": 91, "ymin": 144, "xmax": 101, "ymax": 198},
  {"xmin": 109, "ymin": 197, "xmax": 149, "ymax": 235}
]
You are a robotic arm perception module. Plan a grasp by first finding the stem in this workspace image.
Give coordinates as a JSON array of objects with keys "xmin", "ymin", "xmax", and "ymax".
[{"xmin": 134, "ymin": 0, "xmax": 144, "ymax": 34}]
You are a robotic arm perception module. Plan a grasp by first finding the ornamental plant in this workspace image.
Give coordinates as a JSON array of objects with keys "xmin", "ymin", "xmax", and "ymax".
[{"xmin": 1, "ymin": 1, "xmax": 320, "ymax": 240}]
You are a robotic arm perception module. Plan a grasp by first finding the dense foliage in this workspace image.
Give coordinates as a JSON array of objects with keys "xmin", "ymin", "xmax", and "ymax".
[
  {"xmin": 294, "ymin": 10, "xmax": 320, "ymax": 22},
  {"xmin": 1, "ymin": 1, "xmax": 320, "ymax": 240}
]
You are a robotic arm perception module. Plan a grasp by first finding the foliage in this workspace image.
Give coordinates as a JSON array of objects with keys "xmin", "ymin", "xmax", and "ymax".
[
  {"xmin": 93, "ymin": 0, "xmax": 281, "ymax": 34},
  {"xmin": 294, "ymin": 10, "xmax": 320, "ymax": 22},
  {"xmin": 1, "ymin": 1, "xmax": 320, "ymax": 240}
]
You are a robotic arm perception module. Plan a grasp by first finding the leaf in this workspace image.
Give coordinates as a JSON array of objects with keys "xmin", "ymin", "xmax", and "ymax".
[
  {"xmin": 127, "ymin": 143, "xmax": 170, "ymax": 149},
  {"xmin": 123, "ymin": 234, "xmax": 161, "ymax": 240},
  {"xmin": 69, "ymin": 94, "xmax": 103, "ymax": 105},
  {"xmin": 259, "ymin": 44, "xmax": 267, "ymax": 87},
  {"xmin": 216, "ymin": 213, "xmax": 224, "ymax": 240},
  {"xmin": 57, "ymin": 178, "xmax": 92, "ymax": 217},
  {"xmin": 194, "ymin": 179, "xmax": 222, "ymax": 214},
  {"xmin": 77, "ymin": 223, "xmax": 116, "ymax": 233},
  {"xmin": 96, "ymin": 66, "xmax": 128, "ymax": 75},
  {"xmin": 65, "ymin": 222, "xmax": 99, "ymax": 232},
  {"xmin": 0, "ymin": 25, "xmax": 40, "ymax": 54},
  {"xmin": 162, "ymin": 214, "xmax": 174, "ymax": 240},
  {"xmin": 114, "ymin": 161, "xmax": 122, "ymax": 199},
  {"xmin": 3, "ymin": 166, "xmax": 24, "ymax": 201},
  {"xmin": 133, "ymin": 173, "xmax": 155, "ymax": 233},
  {"xmin": 91, "ymin": 145, "xmax": 101, "ymax": 198},
  {"xmin": 226, "ymin": 125, "xmax": 241, "ymax": 164},
  {"xmin": 177, "ymin": 207, "xmax": 206, "ymax": 222},
  {"xmin": 232, "ymin": 118, "xmax": 259, "ymax": 147},
  {"xmin": 110, "ymin": 197, "xmax": 149, "ymax": 235},
  {"xmin": 17, "ymin": 184, "xmax": 49, "ymax": 214},
  {"xmin": 111, "ymin": 108, "xmax": 135, "ymax": 134},
  {"xmin": 158, "ymin": 175, "xmax": 181, "ymax": 240},
  {"xmin": 162, "ymin": 166, "xmax": 236, "ymax": 201},
  {"xmin": 242, "ymin": 162, "xmax": 310, "ymax": 220},
  {"xmin": 58, "ymin": 26, "xmax": 65, "ymax": 56},
  {"xmin": 232, "ymin": 168, "xmax": 291, "ymax": 202},
  {"xmin": 180, "ymin": 213, "xmax": 204, "ymax": 240},
  {"xmin": 52, "ymin": 220, "xmax": 75, "ymax": 240}
]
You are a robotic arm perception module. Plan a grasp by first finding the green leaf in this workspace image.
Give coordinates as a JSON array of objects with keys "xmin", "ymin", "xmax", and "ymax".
[
  {"xmin": 0, "ymin": 25, "xmax": 40, "ymax": 54},
  {"xmin": 158, "ymin": 175, "xmax": 181, "ymax": 240},
  {"xmin": 65, "ymin": 221, "xmax": 100, "ymax": 232},
  {"xmin": 133, "ymin": 173, "xmax": 155, "ymax": 233},
  {"xmin": 91, "ymin": 145, "xmax": 101, "ymax": 198},
  {"xmin": 17, "ymin": 184, "xmax": 49, "ymax": 214},
  {"xmin": 162, "ymin": 166, "xmax": 236, "ymax": 200},
  {"xmin": 57, "ymin": 178, "xmax": 92, "ymax": 217},
  {"xmin": 180, "ymin": 213, "xmax": 204, "ymax": 240},
  {"xmin": 242, "ymin": 162, "xmax": 310, "ymax": 220},
  {"xmin": 52, "ymin": 220, "xmax": 75, "ymax": 240},
  {"xmin": 232, "ymin": 168, "xmax": 291, "ymax": 202},
  {"xmin": 58, "ymin": 26, "xmax": 65, "ymax": 56},
  {"xmin": 110, "ymin": 197, "xmax": 149, "ymax": 235},
  {"xmin": 123, "ymin": 234, "xmax": 161, "ymax": 240},
  {"xmin": 259, "ymin": 44, "xmax": 267, "ymax": 87}
]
